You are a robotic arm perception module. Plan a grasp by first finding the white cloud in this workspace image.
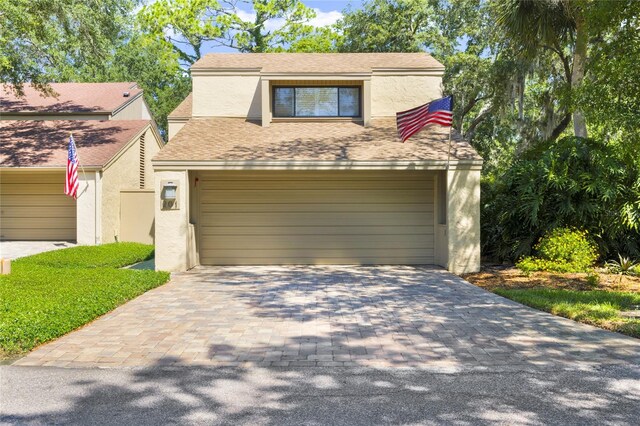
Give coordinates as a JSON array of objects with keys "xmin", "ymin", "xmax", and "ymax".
[
  {"xmin": 309, "ymin": 9, "xmax": 343, "ymax": 27},
  {"xmin": 235, "ymin": 8, "xmax": 342, "ymax": 32}
]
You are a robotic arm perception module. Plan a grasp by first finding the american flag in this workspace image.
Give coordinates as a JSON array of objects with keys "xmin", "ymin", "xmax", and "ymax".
[
  {"xmin": 396, "ymin": 95, "xmax": 453, "ymax": 142},
  {"xmin": 64, "ymin": 134, "xmax": 79, "ymax": 199}
]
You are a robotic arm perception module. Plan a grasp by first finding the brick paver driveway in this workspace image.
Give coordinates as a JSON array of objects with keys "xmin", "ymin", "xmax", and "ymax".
[{"xmin": 16, "ymin": 266, "xmax": 640, "ymax": 369}]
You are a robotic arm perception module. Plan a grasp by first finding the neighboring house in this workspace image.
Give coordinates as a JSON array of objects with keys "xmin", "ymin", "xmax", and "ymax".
[
  {"xmin": 0, "ymin": 82, "xmax": 151, "ymax": 121},
  {"xmin": 0, "ymin": 83, "xmax": 163, "ymax": 244},
  {"xmin": 153, "ymin": 53, "xmax": 483, "ymax": 274}
]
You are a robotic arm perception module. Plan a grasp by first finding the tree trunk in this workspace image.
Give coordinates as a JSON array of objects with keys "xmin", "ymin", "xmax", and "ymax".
[{"xmin": 571, "ymin": 13, "xmax": 588, "ymax": 138}]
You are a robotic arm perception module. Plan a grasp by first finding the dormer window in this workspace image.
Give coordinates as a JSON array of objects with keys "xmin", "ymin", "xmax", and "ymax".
[{"xmin": 273, "ymin": 86, "xmax": 361, "ymax": 118}]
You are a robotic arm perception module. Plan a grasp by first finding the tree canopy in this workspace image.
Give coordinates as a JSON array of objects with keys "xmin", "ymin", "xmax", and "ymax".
[
  {"xmin": 0, "ymin": 0, "xmax": 138, "ymax": 96},
  {"xmin": 2, "ymin": 0, "xmax": 638, "ymax": 258}
]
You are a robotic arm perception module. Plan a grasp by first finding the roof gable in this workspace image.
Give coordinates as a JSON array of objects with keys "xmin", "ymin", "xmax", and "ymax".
[{"xmin": 168, "ymin": 93, "xmax": 193, "ymax": 119}]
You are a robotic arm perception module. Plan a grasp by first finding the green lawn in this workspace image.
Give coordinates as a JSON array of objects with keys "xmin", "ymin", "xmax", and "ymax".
[
  {"xmin": 0, "ymin": 243, "xmax": 170, "ymax": 358},
  {"xmin": 494, "ymin": 288, "xmax": 640, "ymax": 338}
]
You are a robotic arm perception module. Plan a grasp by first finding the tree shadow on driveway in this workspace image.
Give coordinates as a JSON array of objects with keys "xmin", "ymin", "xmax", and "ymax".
[{"xmin": 1, "ymin": 361, "xmax": 639, "ymax": 425}]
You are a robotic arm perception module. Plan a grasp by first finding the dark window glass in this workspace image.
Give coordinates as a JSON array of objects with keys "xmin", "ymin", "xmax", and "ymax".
[
  {"xmin": 273, "ymin": 87, "xmax": 294, "ymax": 117},
  {"xmin": 338, "ymin": 87, "xmax": 359, "ymax": 117},
  {"xmin": 273, "ymin": 87, "xmax": 360, "ymax": 117},
  {"xmin": 295, "ymin": 87, "xmax": 338, "ymax": 116}
]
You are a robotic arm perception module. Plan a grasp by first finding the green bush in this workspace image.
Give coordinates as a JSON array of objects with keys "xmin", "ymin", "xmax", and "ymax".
[
  {"xmin": 17, "ymin": 242, "xmax": 154, "ymax": 269},
  {"xmin": 516, "ymin": 228, "xmax": 597, "ymax": 273},
  {"xmin": 482, "ymin": 136, "xmax": 640, "ymax": 261}
]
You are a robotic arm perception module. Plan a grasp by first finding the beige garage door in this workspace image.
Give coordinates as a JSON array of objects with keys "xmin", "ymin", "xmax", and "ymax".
[
  {"xmin": 198, "ymin": 171, "xmax": 435, "ymax": 265},
  {"xmin": 0, "ymin": 171, "xmax": 76, "ymax": 240}
]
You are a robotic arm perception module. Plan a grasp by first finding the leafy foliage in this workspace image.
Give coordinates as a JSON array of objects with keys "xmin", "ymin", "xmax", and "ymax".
[
  {"xmin": 483, "ymin": 137, "xmax": 640, "ymax": 261},
  {"xmin": 138, "ymin": 0, "xmax": 330, "ymax": 64},
  {"xmin": 605, "ymin": 255, "xmax": 639, "ymax": 277},
  {"xmin": 0, "ymin": 0, "xmax": 138, "ymax": 96},
  {"xmin": 0, "ymin": 243, "xmax": 169, "ymax": 356},
  {"xmin": 516, "ymin": 228, "xmax": 598, "ymax": 273}
]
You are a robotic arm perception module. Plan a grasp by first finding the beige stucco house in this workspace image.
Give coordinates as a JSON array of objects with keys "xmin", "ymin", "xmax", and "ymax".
[
  {"xmin": 0, "ymin": 83, "xmax": 163, "ymax": 244},
  {"xmin": 154, "ymin": 53, "xmax": 482, "ymax": 274}
]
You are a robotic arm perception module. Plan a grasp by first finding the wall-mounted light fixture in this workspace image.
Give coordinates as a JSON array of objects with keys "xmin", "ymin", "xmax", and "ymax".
[{"xmin": 161, "ymin": 180, "xmax": 179, "ymax": 210}]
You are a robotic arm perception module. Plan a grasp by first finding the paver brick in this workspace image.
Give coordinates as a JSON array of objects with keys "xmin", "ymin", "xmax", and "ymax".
[{"xmin": 13, "ymin": 265, "xmax": 640, "ymax": 369}]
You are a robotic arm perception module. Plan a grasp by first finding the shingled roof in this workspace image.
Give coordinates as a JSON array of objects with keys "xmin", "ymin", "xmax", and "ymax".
[
  {"xmin": 191, "ymin": 53, "xmax": 444, "ymax": 73},
  {"xmin": 0, "ymin": 82, "xmax": 143, "ymax": 114},
  {"xmin": 168, "ymin": 93, "xmax": 193, "ymax": 119},
  {"xmin": 0, "ymin": 120, "xmax": 151, "ymax": 168},
  {"xmin": 153, "ymin": 118, "xmax": 481, "ymax": 163}
]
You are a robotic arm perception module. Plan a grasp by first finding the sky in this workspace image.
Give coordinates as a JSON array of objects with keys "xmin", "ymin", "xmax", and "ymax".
[{"xmin": 201, "ymin": 0, "xmax": 365, "ymax": 53}]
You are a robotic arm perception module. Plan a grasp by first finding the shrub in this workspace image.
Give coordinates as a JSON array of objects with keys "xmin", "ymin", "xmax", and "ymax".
[
  {"xmin": 482, "ymin": 136, "xmax": 640, "ymax": 261},
  {"xmin": 605, "ymin": 255, "xmax": 639, "ymax": 276},
  {"xmin": 536, "ymin": 229, "xmax": 598, "ymax": 268},
  {"xmin": 516, "ymin": 228, "xmax": 597, "ymax": 273}
]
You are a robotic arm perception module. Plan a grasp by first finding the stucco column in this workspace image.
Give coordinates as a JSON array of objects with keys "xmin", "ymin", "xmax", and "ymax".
[
  {"xmin": 76, "ymin": 171, "xmax": 101, "ymax": 245},
  {"xmin": 446, "ymin": 167, "xmax": 481, "ymax": 274},
  {"xmin": 261, "ymin": 78, "xmax": 270, "ymax": 127},
  {"xmin": 154, "ymin": 170, "xmax": 190, "ymax": 272},
  {"xmin": 362, "ymin": 79, "xmax": 371, "ymax": 127}
]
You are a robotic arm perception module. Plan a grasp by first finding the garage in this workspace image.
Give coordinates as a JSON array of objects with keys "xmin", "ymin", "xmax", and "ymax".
[
  {"xmin": 0, "ymin": 170, "xmax": 76, "ymax": 241},
  {"xmin": 196, "ymin": 170, "xmax": 435, "ymax": 265}
]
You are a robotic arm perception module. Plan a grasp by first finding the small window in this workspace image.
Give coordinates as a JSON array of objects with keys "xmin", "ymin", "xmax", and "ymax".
[{"xmin": 273, "ymin": 86, "xmax": 361, "ymax": 118}]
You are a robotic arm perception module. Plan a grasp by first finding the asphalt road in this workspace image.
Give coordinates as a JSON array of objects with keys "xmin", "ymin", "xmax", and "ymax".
[{"xmin": 1, "ymin": 364, "xmax": 639, "ymax": 425}]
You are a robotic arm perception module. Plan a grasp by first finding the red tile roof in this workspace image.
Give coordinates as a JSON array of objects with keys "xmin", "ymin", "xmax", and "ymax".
[
  {"xmin": 0, "ymin": 120, "xmax": 150, "ymax": 168},
  {"xmin": 0, "ymin": 82, "xmax": 142, "ymax": 113},
  {"xmin": 153, "ymin": 118, "xmax": 481, "ymax": 163}
]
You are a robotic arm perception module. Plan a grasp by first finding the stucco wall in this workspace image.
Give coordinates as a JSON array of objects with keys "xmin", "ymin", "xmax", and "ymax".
[
  {"xmin": 120, "ymin": 190, "xmax": 155, "ymax": 244},
  {"xmin": 143, "ymin": 127, "xmax": 161, "ymax": 188},
  {"xmin": 168, "ymin": 119, "xmax": 187, "ymax": 140},
  {"xmin": 76, "ymin": 171, "xmax": 101, "ymax": 245},
  {"xmin": 446, "ymin": 167, "xmax": 481, "ymax": 274},
  {"xmin": 154, "ymin": 170, "xmax": 190, "ymax": 272},
  {"xmin": 192, "ymin": 75, "xmax": 261, "ymax": 118},
  {"xmin": 111, "ymin": 95, "xmax": 152, "ymax": 120},
  {"xmin": 371, "ymin": 75, "xmax": 443, "ymax": 117},
  {"xmin": 100, "ymin": 137, "xmax": 141, "ymax": 243}
]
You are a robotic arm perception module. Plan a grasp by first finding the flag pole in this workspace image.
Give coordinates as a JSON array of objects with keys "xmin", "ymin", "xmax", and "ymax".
[
  {"xmin": 446, "ymin": 95, "xmax": 454, "ymax": 170},
  {"xmin": 70, "ymin": 132, "xmax": 90, "ymax": 198}
]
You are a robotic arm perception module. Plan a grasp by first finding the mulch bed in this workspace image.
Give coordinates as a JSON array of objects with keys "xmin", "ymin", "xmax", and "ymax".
[{"xmin": 462, "ymin": 265, "xmax": 640, "ymax": 293}]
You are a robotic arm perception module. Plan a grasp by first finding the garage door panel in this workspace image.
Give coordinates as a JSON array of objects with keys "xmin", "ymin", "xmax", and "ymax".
[
  {"xmin": 201, "ymin": 248, "xmax": 435, "ymax": 261},
  {"xmin": 0, "ymin": 183, "xmax": 66, "ymax": 195},
  {"xmin": 0, "ymin": 228, "xmax": 76, "ymax": 241},
  {"xmin": 0, "ymin": 172, "xmax": 65, "ymax": 184},
  {"xmin": 1, "ymin": 206, "xmax": 77, "ymax": 218},
  {"xmin": 201, "ymin": 212, "xmax": 434, "ymax": 227},
  {"xmin": 199, "ymin": 179, "xmax": 434, "ymax": 191},
  {"xmin": 201, "ymin": 234, "xmax": 434, "ymax": 250},
  {"xmin": 0, "ymin": 194, "xmax": 76, "ymax": 207},
  {"xmin": 200, "ymin": 225, "xmax": 435, "ymax": 236},
  {"xmin": 0, "ymin": 171, "xmax": 76, "ymax": 241},
  {"xmin": 198, "ymin": 171, "xmax": 433, "ymax": 181},
  {"xmin": 198, "ymin": 171, "xmax": 435, "ymax": 265},
  {"xmin": 200, "ymin": 203, "xmax": 433, "ymax": 213},
  {"xmin": 2, "ymin": 217, "xmax": 76, "ymax": 229},
  {"xmin": 200, "ymin": 189, "xmax": 433, "ymax": 204}
]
